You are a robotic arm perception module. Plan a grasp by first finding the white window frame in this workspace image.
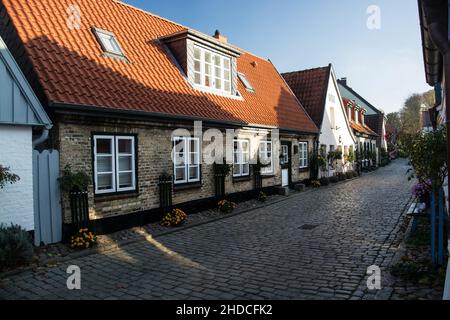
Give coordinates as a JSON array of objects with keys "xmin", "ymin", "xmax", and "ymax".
[
  {"xmin": 259, "ymin": 141, "xmax": 274, "ymax": 175},
  {"xmin": 92, "ymin": 27, "xmax": 125, "ymax": 57},
  {"xmin": 193, "ymin": 45, "xmax": 232, "ymax": 95},
  {"xmin": 115, "ymin": 136, "xmax": 136, "ymax": 192},
  {"xmin": 238, "ymin": 72, "xmax": 254, "ymax": 92},
  {"xmin": 233, "ymin": 139, "xmax": 250, "ymax": 177},
  {"xmin": 93, "ymin": 135, "xmax": 136, "ymax": 195},
  {"xmin": 173, "ymin": 137, "xmax": 201, "ymax": 185},
  {"xmin": 299, "ymin": 142, "xmax": 309, "ymax": 169},
  {"xmin": 280, "ymin": 145, "xmax": 289, "ymax": 165}
]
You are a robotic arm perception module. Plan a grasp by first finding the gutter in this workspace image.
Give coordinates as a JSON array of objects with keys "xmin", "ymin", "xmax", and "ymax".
[
  {"xmin": 32, "ymin": 127, "xmax": 49, "ymax": 148},
  {"xmin": 50, "ymin": 102, "xmax": 319, "ymax": 136}
]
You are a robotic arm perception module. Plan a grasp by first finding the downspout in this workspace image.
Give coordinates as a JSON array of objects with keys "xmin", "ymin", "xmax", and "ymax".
[{"xmin": 32, "ymin": 127, "xmax": 49, "ymax": 149}]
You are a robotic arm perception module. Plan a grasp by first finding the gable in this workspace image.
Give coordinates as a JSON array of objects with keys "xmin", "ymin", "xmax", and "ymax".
[
  {"xmin": 325, "ymin": 71, "xmax": 356, "ymax": 143},
  {"xmin": 282, "ymin": 66, "xmax": 330, "ymax": 128},
  {"xmin": 0, "ymin": 36, "xmax": 51, "ymax": 128}
]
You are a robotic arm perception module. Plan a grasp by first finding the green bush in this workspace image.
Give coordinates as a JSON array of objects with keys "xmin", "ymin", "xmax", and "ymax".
[
  {"xmin": 345, "ymin": 172, "xmax": 353, "ymax": 179},
  {"xmin": 0, "ymin": 224, "xmax": 34, "ymax": 270}
]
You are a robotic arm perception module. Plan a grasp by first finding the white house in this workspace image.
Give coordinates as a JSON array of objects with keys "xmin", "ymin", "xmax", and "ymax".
[
  {"xmin": 338, "ymin": 78, "xmax": 387, "ymax": 160},
  {"xmin": 283, "ymin": 64, "xmax": 356, "ymax": 177},
  {"xmin": 0, "ymin": 35, "xmax": 52, "ymax": 231}
]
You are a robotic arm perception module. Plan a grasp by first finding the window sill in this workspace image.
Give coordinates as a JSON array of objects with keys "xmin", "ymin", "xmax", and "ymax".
[
  {"xmin": 299, "ymin": 167, "xmax": 310, "ymax": 173},
  {"xmin": 261, "ymin": 174, "xmax": 276, "ymax": 179},
  {"xmin": 232, "ymin": 175, "xmax": 252, "ymax": 183},
  {"xmin": 173, "ymin": 182, "xmax": 203, "ymax": 192},
  {"xmin": 94, "ymin": 191, "xmax": 139, "ymax": 203}
]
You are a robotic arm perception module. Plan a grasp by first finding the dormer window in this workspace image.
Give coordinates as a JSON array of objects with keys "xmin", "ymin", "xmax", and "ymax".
[
  {"xmin": 193, "ymin": 45, "xmax": 231, "ymax": 94},
  {"xmin": 92, "ymin": 27, "xmax": 126, "ymax": 59},
  {"xmin": 238, "ymin": 73, "xmax": 254, "ymax": 92}
]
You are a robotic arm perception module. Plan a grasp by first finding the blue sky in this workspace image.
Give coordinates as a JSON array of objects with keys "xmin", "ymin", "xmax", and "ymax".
[{"xmin": 124, "ymin": 0, "xmax": 431, "ymax": 114}]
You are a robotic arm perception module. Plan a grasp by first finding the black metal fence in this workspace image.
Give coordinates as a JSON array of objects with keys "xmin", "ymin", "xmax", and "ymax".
[
  {"xmin": 254, "ymin": 170, "xmax": 262, "ymax": 192},
  {"xmin": 159, "ymin": 175, "xmax": 173, "ymax": 212},
  {"xmin": 215, "ymin": 173, "xmax": 226, "ymax": 199},
  {"xmin": 69, "ymin": 191, "xmax": 89, "ymax": 231}
]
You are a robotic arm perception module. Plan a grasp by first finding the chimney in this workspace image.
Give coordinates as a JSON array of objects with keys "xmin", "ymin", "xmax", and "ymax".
[
  {"xmin": 213, "ymin": 30, "xmax": 228, "ymax": 43},
  {"xmin": 340, "ymin": 77, "xmax": 347, "ymax": 86}
]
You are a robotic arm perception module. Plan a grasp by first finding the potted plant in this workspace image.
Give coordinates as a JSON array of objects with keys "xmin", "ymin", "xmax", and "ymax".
[
  {"xmin": 412, "ymin": 180, "xmax": 432, "ymax": 207},
  {"xmin": 59, "ymin": 165, "xmax": 91, "ymax": 232},
  {"xmin": 160, "ymin": 208, "xmax": 188, "ymax": 227},
  {"xmin": 218, "ymin": 199, "xmax": 237, "ymax": 214}
]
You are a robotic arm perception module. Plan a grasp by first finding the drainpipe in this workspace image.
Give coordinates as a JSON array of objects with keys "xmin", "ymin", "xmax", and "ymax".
[{"xmin": 32, "ymin": 127, "xmax": 49, "ymax": 149}]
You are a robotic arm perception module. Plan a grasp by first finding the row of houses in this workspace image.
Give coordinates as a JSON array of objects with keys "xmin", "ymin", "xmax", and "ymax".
[{"xmin": 0, "ymin": 0, "xmax": 387, "ymax": 242}]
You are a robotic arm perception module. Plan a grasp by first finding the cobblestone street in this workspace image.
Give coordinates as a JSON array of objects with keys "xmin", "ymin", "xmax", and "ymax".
[{"xmin": 0, "ymin": 160, "xmax": 415, "ymax": 300}]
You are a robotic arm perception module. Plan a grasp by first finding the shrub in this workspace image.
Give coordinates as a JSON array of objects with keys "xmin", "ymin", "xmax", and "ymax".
[
  {"xmin": 329, "ymin": 176, "xmax": 339, "ymax": 183},
  {"xmin": 218, "ymin": 200, "xmax": 236, "ymax": 214},
  {"xmin": 0, "ymin": 165, "xmax": 20, "ymax": 189},
  {"xmin": 336, "ymin": 172, "xmax": 345, "ymax": 181},
  {"xmin": 345, "ymin": 172, "xmax": 353, "ymax": 180},
  {"xmin": 161, "ymin": 209, "xmax": 188, "ymax": 227},
  {"xmin": 311, "ymin": 180, "xmax": 321, "ymax": 188},
  {"xmin": 59, "ymin": 165, "xmax": 90, "ymax": 193},
  {"xmin": 319, "ymin": 177, "xmax": 330, "ymax": 186},
  {"xmin": 70, "ymin": 228, "xmax": 97, "ymax": 249},
  {"xmin": 0, "ymin": 223, "xmax": 34, "ymax": 270},
  {"xmin": 258, "ymin": 191, "xmax": 267, "ymax": 202}
]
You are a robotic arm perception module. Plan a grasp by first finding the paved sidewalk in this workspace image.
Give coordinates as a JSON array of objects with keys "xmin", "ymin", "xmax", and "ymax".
[{"xmin": 0, "ymin": 160, "xmax": 415, "ymax": 300}]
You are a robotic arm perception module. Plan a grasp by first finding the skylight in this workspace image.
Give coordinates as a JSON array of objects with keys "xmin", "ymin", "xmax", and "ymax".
[
  {"xmin": 238, "ymin": 73, "xmax": 254, "ymax": 92},
  {"xmin": 92, "ymin": 27, "xmax": 125, "ymax": 58}
]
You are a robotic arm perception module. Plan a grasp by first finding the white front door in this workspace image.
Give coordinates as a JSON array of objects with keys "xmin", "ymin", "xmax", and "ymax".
[
  {"xmin": 280, "ymin": 144, "xmax": 290, "ymax": 187},
  {"xmin": 282, "ymin": 169, "xmax": 289, "ymax": 187}
]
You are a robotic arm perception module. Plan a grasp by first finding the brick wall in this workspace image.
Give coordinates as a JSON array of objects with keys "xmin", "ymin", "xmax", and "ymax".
[{"xmin": 57, "ymin": 116, "xmax": 315, "ymax": 223}]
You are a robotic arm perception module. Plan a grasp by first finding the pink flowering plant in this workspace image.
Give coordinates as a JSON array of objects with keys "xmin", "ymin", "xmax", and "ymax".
[{"xmin": 412, "ymin": 180, "xmax": 432, "ymax": 199}]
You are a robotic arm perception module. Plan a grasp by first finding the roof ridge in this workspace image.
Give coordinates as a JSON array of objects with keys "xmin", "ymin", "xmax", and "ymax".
[
  {"xmin": 112, "ymin": 0, "xmax": 187, "ymax": 29},
  {"xmin": 114, "ymin": 0, "xmax": 269, "ymax": 63},
  {"xmin": 281, "ymin": 65, "xmax": 330, "ymax": 76}
]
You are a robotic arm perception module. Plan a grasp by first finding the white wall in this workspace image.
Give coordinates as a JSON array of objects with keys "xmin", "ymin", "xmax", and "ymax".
[
  {"xmin": 0, "ymin": 125, "xmax": 34, "ymax": 231},
  {"xmin": 319, "ymin": 74, "xmax": 355, "ymax": 176}
]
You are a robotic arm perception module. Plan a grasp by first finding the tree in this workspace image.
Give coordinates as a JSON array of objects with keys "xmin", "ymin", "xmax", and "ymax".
[{"xmin": 386, "ymin": 112, "xmax": 401, "ymax": 131}]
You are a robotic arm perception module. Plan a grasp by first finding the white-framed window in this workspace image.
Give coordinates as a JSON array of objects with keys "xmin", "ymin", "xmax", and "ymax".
[
  {"xmin": 259, "ymin": 141, "xmax": 273, "ymax": 175},
  {"xmin": 281, "ymin": 145, "xmax": 289, "ymax": 165},
  {"xmin": 93, "ymin": 135, "xmax": 136, "ymax": 194},
  {"xmin": 92, "ymin": 27, "xmax": 125, "ymax": 57},
  {"xmin": 238, "ymin": 73, "xmax": 254, "ymax": 92},
  {"xmin": 193, "ymin": 45, "xmax": 231, "ymax": 94},
  {"xmin": 173, "ymin": 137, "xmax": 200, "ymax": 184},
  {"xmin": 330, "ymin": 106, "xmax": 336, "ymax": 129},
  {"xmin": 299, "ymin": 142, "xmax": 308, "ymax": 169},
  {"xmin": 233, "ymin": 139, "xmax": 250, "ymax": 177}
]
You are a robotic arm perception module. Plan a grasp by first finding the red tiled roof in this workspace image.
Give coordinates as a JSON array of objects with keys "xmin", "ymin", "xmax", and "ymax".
[
  {"xmin": 0, "ymin": 0, "xmax": 318, "ymax": 134},
  {"xmin": 342, "ymin": 98, "xmax": 378, "ymax": 136},
  {"xmin": 281, "ymin": 66, "xmax": 330, "ymax": 128}
]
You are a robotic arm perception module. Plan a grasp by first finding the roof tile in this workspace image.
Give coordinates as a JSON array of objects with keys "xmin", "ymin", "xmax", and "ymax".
[
  {"xmin": 281, "ymin": 66, "xmax": 330, "ymax": 128},
  {"xmin": 1, "ymin": 0, "xmax": 318, "ymax": 133}
]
